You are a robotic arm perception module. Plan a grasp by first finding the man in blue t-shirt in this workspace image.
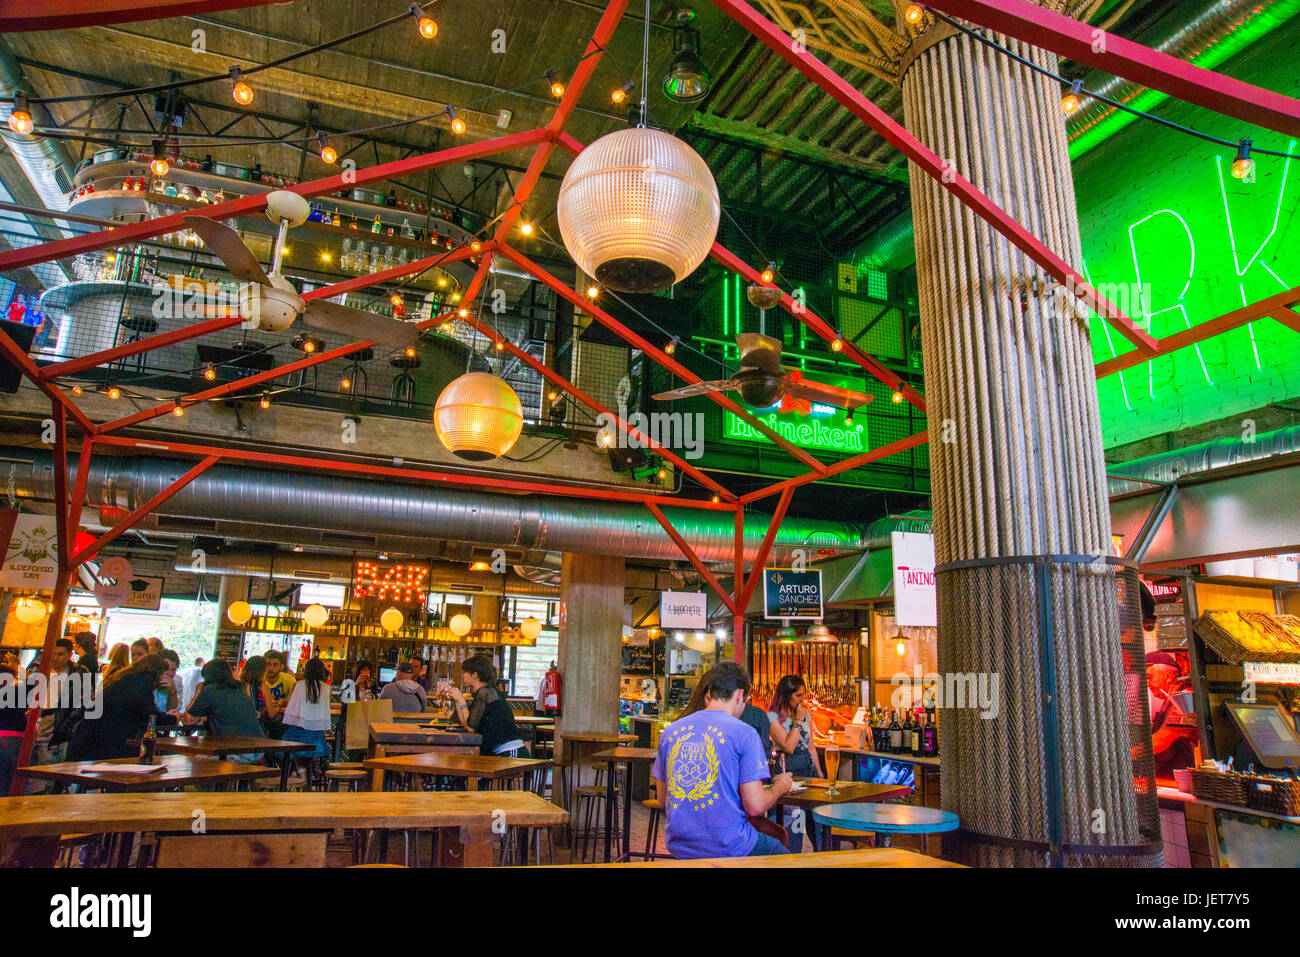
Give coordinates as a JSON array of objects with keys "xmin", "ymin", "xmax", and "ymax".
[{"xmin": 652, "ymin": 663, "xmax": 793, "ymax": 858}]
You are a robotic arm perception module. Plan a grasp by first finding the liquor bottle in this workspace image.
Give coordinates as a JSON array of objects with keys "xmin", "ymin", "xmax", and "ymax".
[
  {"xmin": 352, "ymin": 240, "xmax": 366, "ymax": 274},
  {"xmin": 340, "ymin": 237, "xmax": 353, "ymax": 271},
  {"xmin": 922, "ymin": 712, "xmax": 938, "ymax": 757},
  {"xmin": 141, "ymin": 714, "xmax": 158, "ymax": 765},
  {"xmin": 371, "ymin": 214, "xmax": 382, "ymax": 234},
  {"xmin": 911, "ymin": 711, "xmax": 923, "ymax": 757},
  {"xmin": 349, "ymin": 214, "xmax": 358, "ymax": 230},
  {"xmin": 401, "ymin": 217, "xmax": 414, "ymax": 238},
  {"xmin": 888, "ymin": 710, "xmax": 902, "ymax": 753},
  {"xmin": 331, "ymin": 208, "xmax": 341, "ymax": 227}
]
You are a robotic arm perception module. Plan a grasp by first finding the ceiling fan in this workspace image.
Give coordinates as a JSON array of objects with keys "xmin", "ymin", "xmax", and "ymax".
[
  {"xmin": 652, "ymin": 332, "xmax": 873, "ymax": 414},
  {"xmin": 182, "ymin": 191, "xmax": 417, "ymax": 350}
]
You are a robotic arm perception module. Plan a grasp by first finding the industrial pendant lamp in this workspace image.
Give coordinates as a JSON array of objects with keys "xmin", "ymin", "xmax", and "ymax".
[
  {"xmin": 556, "ymin": 127, "xmax": 719, "ymax": 292},
  {"xmin": 434, "ymin": 372, "xmax": 523, "ymax": 461},
  {"xmin": 662, "ymin": 21, "xmax": 711, "ymax": 103},
  {"xmin": 803, "ymin": 623, "xmax": 838, "ymax": 643},
  {"xmin": 772, "ymin": 624, "xmax": 800, "ymax": 643}
]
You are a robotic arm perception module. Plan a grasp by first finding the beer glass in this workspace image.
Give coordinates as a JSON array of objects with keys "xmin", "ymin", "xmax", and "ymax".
[{"xmin": 824, "ymin": 745, "xmax": 841, "ymax": 795}]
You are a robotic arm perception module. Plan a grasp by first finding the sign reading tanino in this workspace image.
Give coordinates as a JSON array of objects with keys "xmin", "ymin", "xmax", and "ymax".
[{"xmin": 892, "ymin": 531, "xmax": 936, "ymax": 627}]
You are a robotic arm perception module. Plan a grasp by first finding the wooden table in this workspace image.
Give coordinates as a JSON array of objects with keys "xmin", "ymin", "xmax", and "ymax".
[
  {"xmin": 562, "ymin": 847, "xmax": 965, "ymax": 867},
  {"xmin": 778, "ymin": 778, "xmax": 912, "ymax": 851},
  {"xmin": 18, "ymin": 754, "xmax": 280, "ymax": 793},
  {"xmin": 0, "ymin": 790, "xmax": 568, "ymax": 867},
  {"xmin": 811, "ymin": 803, "xmax": 959, "ymax": 848},
  {"xmin": 368, "ymin": 723, "xmax": 481, "ymax": 759},
  {"xmin": 558, "ymin": 731, "xmax": 637, "ymax": 825},
  {"xmin": 363, "ymin": 751, "xmax": 552, "ymax": 794},
  {"xmin": 592, "ymin": 746, "xmax": 658, "ymax": 863},
  {"xmin": 512, "ymin": 715, "xmax": 556, "ymax": 725},
  {"xmin": 154, "ymin": 735, "xmax": 315, "ymax": 791}
]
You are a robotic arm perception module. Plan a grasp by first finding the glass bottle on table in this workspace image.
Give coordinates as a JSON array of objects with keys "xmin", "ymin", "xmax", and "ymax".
[{"xmin": 141, "ymin": 714, "xmax": 158, "ymax": 765}]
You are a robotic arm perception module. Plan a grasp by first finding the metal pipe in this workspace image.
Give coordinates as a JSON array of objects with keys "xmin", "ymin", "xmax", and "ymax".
[{"xmin": 1107, "ymin": 424, "xmax": 1300, "ymax": 497}]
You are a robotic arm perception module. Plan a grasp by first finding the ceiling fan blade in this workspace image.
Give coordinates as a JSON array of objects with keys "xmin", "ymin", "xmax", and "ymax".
[
  {"xmin": 737, "ymin": 332, "xmax": 782, "ymax": 374},
  {"xmin": 652, "ymin": 379, "xmax": 738, "ymax": 401},
  {"xmin": 182, "ymin": 216, "xmax": 270, "ymax": 285},
  {"xmin": 784, "ymin": 378, "xmax": 876, "ymax": 409},
  {"xmin": 301, "ymin": 299, "xmax": 418, "ymax": 350}
]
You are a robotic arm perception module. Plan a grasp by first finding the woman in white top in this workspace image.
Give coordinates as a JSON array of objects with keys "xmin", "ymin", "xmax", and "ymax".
[{"xmin": 281, "ymin": 656, "xmax": 332, "ymax": 760}]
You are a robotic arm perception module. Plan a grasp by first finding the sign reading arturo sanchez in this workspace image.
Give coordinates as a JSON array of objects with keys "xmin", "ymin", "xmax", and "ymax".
[{"xmin": 763, "ymin": 568, "xmax": 823, "ymax": 619}]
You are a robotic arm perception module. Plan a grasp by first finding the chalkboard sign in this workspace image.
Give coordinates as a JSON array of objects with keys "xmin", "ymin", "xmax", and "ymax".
[{"xmin": 214, "ymin": 630, "xmax": 243, "ymax": 666}]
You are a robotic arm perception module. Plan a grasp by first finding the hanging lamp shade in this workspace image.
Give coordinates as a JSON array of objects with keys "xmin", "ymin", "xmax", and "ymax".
[
  {"xmin": 434, "ymin": 372, "xmax": 523, "ymax": 461},
  {"xmin": 662, "ymin": 25, "xmax": 711, "ymax": 103},
  {"xmin": 302, "ymin": 603, "xmax": 329, "ymax": 628},
  {"xmin": 772, "ymin": 625, "xmax": 800, "ymax": 643},
  {"xmin": 226, "ymin": 600, "xmax": 253, "ymax": 626},
  {"xmin": 803, "ymin": 623, "xmax": 838, "ymax": 643},
  {"xmin": 520, "ymin": 616, "xmax": 542, "ymax": 641},
  {"xmin": 380, "ymin": 607, "xmax": 405, "ymax": 632},
  {"xmin": 13, "ymin": 595, "xmax": 47, "ymax": 625},
  {"xmin": 449, "ymin": 613, "xmax": 473, "ymax": 637},
  {"xmin": 556, "ymin": 127, "xmax": 719, "ymax": 293}
]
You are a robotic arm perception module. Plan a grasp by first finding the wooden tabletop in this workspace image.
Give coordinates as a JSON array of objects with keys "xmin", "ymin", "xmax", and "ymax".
[
  {"xmin": 155, "ymin": 735, "xmax": 315, "ymax": 756},
  {"xmin": 0, "ymin": 790, "xmax": 569, "ymax": 839},
  {"xmin": 363, "ymin": 752, "xmax": 554, "ymax": 778},
  {"xmin": 776, "ymin": 778, "xmax": 912, "ymax": 809},
  {"xmin": 369, "ymin": 723, "xmax": 481, "ymax": 746},
  {"xmin": 563, "ymin": 847, "xmax": 964, "ymax": 868},
  {"xmin": 18, "ymin": 754, "xmax": 279, "ymax": 791},
  {"xmin": 591, "ymin": 747, "xmax": 658, "ymax": 762},
  {"xmin": 562, "ymin": 731, "xmax": 637, "ymax": 744},
  {"xmin": 511, "ymin": 715, "xmax": 556, "ymax": 725}
]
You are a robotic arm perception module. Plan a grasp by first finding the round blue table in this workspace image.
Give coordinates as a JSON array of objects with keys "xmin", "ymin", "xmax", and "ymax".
[{"xmin": 811, "ymin": 803, "xmax": 959, "ymax": 848}]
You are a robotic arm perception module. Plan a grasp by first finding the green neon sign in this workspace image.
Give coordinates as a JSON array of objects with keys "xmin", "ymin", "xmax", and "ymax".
[{"xmin": 724, "ymin": 409, "xmax": 867, "ymax": 453}]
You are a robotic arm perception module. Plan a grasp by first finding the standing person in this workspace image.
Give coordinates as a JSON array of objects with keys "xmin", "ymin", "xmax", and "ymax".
[
  {"xmin": 651, "ymin": 662, "xmax": 793, "ymax": 859},
  {"xmin": 101, "ymin": 643, "xmax": 130, "ymax": 681},
  {"xmin": 129, "ymin": 639, "xmax": 148, "ymax": 664},
  {"xmin": 379, "ymin": 661, "xmax": 427, "ymax": 712},
  {"xmin": 72, "ymin": 632, "xmax": 99, "ymax": 677},
  {"xmin": 1147, "ymin": 651, "xmax": 1196, "ymax": 780},
  {"xmin": 29, "ymin": 638, "xmax": 87, "ymax": 771},
  {"xmin": 445, "ymin": 655, "xmax": 524, "ymax": 757},
  {"xmin": 260, "ymin": 650, "xmax": 295, "ymax": 738},
  {"xmin": 0, "ymin": 663, "xmax": 24, "ymax": 795},
  {"xmin": 407, "ymin": 656, "xmax": 430, "ymax": 692},
  {"xmin": 281, "ymin": 657, "xmax": 332, "ymax": 768},
  {"xmin": 767, "ymin": 674, "xmax": 824, "ymax": 852},
  {"xmin": 182, "ymin": 659, "xmax": 264, "ymax": 748},
  {"xmin": 145, "ymin": 637, "xmax": 164, "ymax": 656},
  {"xmin": 66, "ymin": 655, "xmax": 176, "ymax": 761},
  {"xmin": 177, "ymin": 657, "xmax": 204, "ymax": 711}
]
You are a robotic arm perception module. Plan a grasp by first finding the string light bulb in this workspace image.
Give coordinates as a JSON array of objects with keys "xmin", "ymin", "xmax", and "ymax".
[
  {"xmin": 519, "ymin": 221, "xmax": 533, "ymax": 236},
  {"xmin": 611, "ymin": 81, "xmax": 634, "ymax": 104},
  {"xmin": 149, "ymin": 139, "xmax": 169, "ymax": 177},
  {"xmin": 545, "ymin": 70, "xmax": 565, "ymax": 98},
  {"xmin": 892, "ymin": 390, "xmax": 904, "ymax": 403},
  {"xmin": 7, "ymin": 92, "xmax": 33, "ymax": 135},
  {"xmin": 340, "ymin": 375, "xmax": 352, "ymax": 391},
  {"xmin": 495, "ymin": 340, "xmax": 504, "ymax": 351},
  {"xmin": 903, "ymin": 3, "xmax": 924, "ymax": 25},
  {"xmin": 844, "ymin": 408, "xmax": 854, "ymax": 425},
  {"xmin": 317, "ymin": 131, "xmax": 336, "ymax": 164},
  {"xmin": 586, "ymin": 285, "xmax": 599, "ymax": 299},
  {"xmin": 446, "ymin": 105, "xmax": 465, "ymax": 135},
  {"xmin": 830, "ymin": 332, "xmax": 844, "ymax": 352},
  {"xmin": 391, "ymin": 292, "xmax": 404, "ymax": 308},
  {"xmin": 172, "ymin": 404, "xmax": 185, "ymax": 417},
  {"xmin": 761, "ymin": 263, "xmax": 775, "ymax": 283},
  {"xmin": 1232, "ymin": 139, "xmax": 1254, "ymax": 179},
  {"xmin": 896, "ymin": 638, "xmax": 907, "ymax": 657},
  {"xmin": 259, "ymin": 392, "xmax": 271, "ymax": 409},
  {"xmin": 711, "ymin": 494, "xmax": 720, "ymax": 503},
  {"xmin": 1060, "ymin": 79, "xmax": 1083, "ymax": 116},
  {"xmin": 410, "ymin": 2, "xmax": 437, "ymax": 38},
  {"xmin": 458, "ymin": 307, "xmax": 469, "ymax": 318},
  {"xmin": 203, "ymin": 363, "xmax": 216, "ymax": 381},
  {"xmin": 71, "ymin": 385, "xmax": 82, "ymax": 397},
  {"xmin": 229, "ymin": 67, "xmax": 253, "ymax": 105},
  {"xmin": 547, "ymin": 390, "xmax": 559, "ymax": 402},
  {"xmin": 405, "ymin": 346, "xmax": 417, "ymax": 358},
  {"xmin": 470, "ymin": 240, "xmax": 482, "ymax": 252},
  {"xmin": 108, "ymin": 386, "xmax": 121, "ymax": 400},
  {"xmin": 658, "ymin": 469, "xmax": 667, "ymax": 480},
  {"xmin": 665, "ymin": 337, "xmax": 678, "ymax": 355}
]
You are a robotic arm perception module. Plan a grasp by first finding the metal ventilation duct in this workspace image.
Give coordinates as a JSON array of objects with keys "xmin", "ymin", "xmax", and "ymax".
[
  {"xmin": 0, "ymin": 40, "xmax": 75, "ymax": 217},
  {"xmin": 7, "ymin": 449, "xmax": 870, "ymax": 564},
  {"xmin": 1107, "ymin": 424, "xmax": 1300, "ymax": 497}
]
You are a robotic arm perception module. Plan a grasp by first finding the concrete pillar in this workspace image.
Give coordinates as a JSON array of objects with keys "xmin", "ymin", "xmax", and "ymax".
[
  {"xmin": 214, "ymin": 575, "xmax": 250, "ymax": 666},
  {"xmin": 557, "ymin": 553, "xmax": 625, "ymax": 809},
  {"xmin": 901, "ymin": 26, "xmax": 1155, "ymax": 865}
]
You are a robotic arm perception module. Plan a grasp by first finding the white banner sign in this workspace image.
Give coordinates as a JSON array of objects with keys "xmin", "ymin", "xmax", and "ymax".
[
  {"xmin": 0, "ymin": 514, "xmax": 59, "ymax": 590},
  {"xmin": 1244, "ymin": 661, "xmax": 1300, "ymax": 686},
  {"xmin": 660, "ymin": 590, "xmax": 708, "ymax": 630},
  {"xmin": 892, "ymin": 531, "xmax": 936, "ymax": 627}
]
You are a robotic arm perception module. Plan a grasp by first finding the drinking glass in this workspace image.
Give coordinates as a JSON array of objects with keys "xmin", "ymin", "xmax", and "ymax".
[{"xmin": 824, "ymin": 745, "xmax": 841, "ymax": 795}]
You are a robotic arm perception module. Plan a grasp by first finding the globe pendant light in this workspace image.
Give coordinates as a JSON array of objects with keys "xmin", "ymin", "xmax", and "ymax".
[
  {"xmin": 227, "ymin": 600, "xmax": 253, "ymax": 626},
  {"xmin": 449, "ymin": 613, "xmax": 473, "ymax": 637},
  {"xmin": 380, "ymin": 607, "xmax": 405, "ymax": 632},
  {"xmin": 13, "ymin": 595, "xmax": 47, "ymax": 625},
  {"xmin": 303, "ymin": 603, "xmax": 330, "ymax": 629},
  {"xmin": 556, "ymin": 126, "xmax": 719, "ymax": 293},
  {"xmin": 520, "ymin": 616, "xmax": 542, "ymax": 641},
  {"xmin": 434, "ymin": 372, "xmax": 523, "ymax": 461}
]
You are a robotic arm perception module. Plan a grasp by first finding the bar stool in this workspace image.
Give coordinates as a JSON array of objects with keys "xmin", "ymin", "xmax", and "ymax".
[
  {"xmin": 113, "ymin": 316, "xmax": 158, "ymax": 373},
  {"xmin": 341, "ymin": 346, "xmax": 373, "ymax": 401},
  {"xmin": 325, "ymin": 768, "xmax": 368, "ymax": 792},
  {"xmin": 641, "ymin": 798, "xmax": 666, "ymax": 860},
  {"xmin": 389, "ymin": 353, "xmax": 421, "ymax": 407}
]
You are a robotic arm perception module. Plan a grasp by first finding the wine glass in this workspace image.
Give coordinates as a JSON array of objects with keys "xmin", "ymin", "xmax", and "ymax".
[{"xmin": 824, "ymin": 745, "xmax": 841, "ymax": 795}]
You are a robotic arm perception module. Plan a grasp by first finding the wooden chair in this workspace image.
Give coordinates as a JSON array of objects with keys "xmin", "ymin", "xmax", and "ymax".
[{"xmin": 154, "ymin": 833, "xmax": 327, "ymax": 868}]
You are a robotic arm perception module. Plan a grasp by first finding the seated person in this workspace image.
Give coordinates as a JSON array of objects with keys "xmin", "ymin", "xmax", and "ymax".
[
  {"xmin": 66, "ymin": 654, "xmax": 177, "ymax": 761},
  {"xmin": 183, "ymin": 659, "xmax": 265, "ymax": 760},
  {"xmin": 379, "ymin": 661, "xmax": 427, "ymax": 712},
  {"xmin": 445, "ymin": 655, "xmax": 524, "ymax": 757}
]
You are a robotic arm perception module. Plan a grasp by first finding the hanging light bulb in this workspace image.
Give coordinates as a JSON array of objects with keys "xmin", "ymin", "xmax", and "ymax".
[
  {"xmin": 1232, "ymin": 139, "xmax": 1254, "ymax": 179},
  {"xmin": 903, "ymin": 3, "xmax": 925, "ymax": 25},
  {"xmin": 172, "ymin": 404, "xmax": 185, "ymax": 417},
  {"xmin": 665, "ymin": 337, "xmax": 678, "ymax": 355},
  {"xmin": 411, "ymin": 2, "xmax": 437, "ymax": 39},
  {"xmin": 470, "ymin": 240, "xmax": 482, "ymax": 252},
  {"xmin": 711, "ymin": 494, "xmax": 720, "ymax": 503},
  {"xmin": 149, "ymin": 139, "xmax": 169, "ymax": 177},
  {"xmin": 519, "ymin": 221, "xmax": 534, "ymax": 236},
  {"xmin": 831, "ymin": 332, "xmax": 844, "ymax": 352},
  {"xmin": 391, "ymin": 292, "xmax": 404, "ymax": 308},
  {"xmin": 844, "ymin": 407, "xmax": 854, "ymax": 426},
  {"xmin": 545, "ymin": 69, "xmax": 565, "ymax": 98},
  {"xmin": 259, "ymin": 392, "xmax": 271, "ymax": 409},
  {"xmin": 1060, "ymin": 79, "xmax": 1083, "ymax": 116},
  {"xmin": 445, "ymin": 105, "xmax": 466, "ymax": 135},
  {"xmin": 547, "ymin": 390, "xmax": 559, "ymax": 402},
  {"xmin": 107, "ymin": 386, "xmax": 121, "ymax": 400},
  {"xmin": 458, "ymin": 307, "xmax": 469, "ymax": 318},
  {"xmin": 71, "ymin": 385, "xmax": 82, "ymax": 397},
  {"xmin": 318, "ymin": 131, "xmax": 337, "ymax": 164},
  {"xmin": 761, "ymin": 263, "xmax": 775, "ymax": 283},
  {"xmin": 494, "ymin": 340, "xmax": 504, "ymax": 351},
  {"xmin": 302, "ymin": 603, "xmax": 330, "ymax": 629},
  {"xmin": 229, "ymin": 66, "xmax": 253, "ymax": 105},
  {"xmin": 586, "ymin": 285, "xmax": 599, "ymax": 299},
  {"xmin": 7, "ymin": 92, "xmax": 34, "ymax": 136},
  {"xmin": 892, "ymin": 390, "xmax": 904, "ymax": 403},
  {"xmin": 896, "ymin": 637, "xmax": 907, "ymax": 657},
  {"xmin": 227, "ymin": 600, "xmax": 253, "ymax": 626},
  {"xmin": 405, "ymin": 346, "xmax": 417, "ymax": 359},
  {"xmin": 340, "ymin": 375, "xmax": 352, "ymax": 391},
  {"xmin": 611, "ymin": 81, "xmax": 634, "ymax": 104},
  {"xmin": 203, "ymin": 363, "xmax": 216, "ymax": 381}
]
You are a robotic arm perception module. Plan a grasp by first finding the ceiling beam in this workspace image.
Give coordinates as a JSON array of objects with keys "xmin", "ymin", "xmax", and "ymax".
[{"xmin": 0, "ymin": 0, "xmax": 291, "ymax": 32}]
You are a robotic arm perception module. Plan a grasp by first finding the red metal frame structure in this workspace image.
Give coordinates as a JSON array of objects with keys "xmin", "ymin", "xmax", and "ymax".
[{"xmin": 3, "ymin": 0, "xmax": 1300, "ymax": 790}]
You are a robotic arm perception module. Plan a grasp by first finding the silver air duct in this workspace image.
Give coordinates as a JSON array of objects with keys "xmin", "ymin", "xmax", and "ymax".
[
  {"xmin": 0, "ymin": 40, "xmax": 76, "ymax": 217},
  {"xmin": 1107, "ymin": 424, "xmax": 1300, "ymax": 497},
  {"xmin": 7, "ymin": 449, "xmax": 869, "ymax": 564}
]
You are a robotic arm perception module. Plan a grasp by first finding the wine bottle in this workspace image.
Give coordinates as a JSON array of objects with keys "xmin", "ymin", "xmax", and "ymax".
[
  {"xmin": 911, "ymin": 711, "xmax": 923, "ymax": 757},
  {"xmin": 141, "ymin": 714, "xmax": 158, "ymax": 765},
  {"xmin": 888, "ymin": 710, "xmax": 902, "ymax": 753},
  {"xmin": 922, "ymin": 713, "xmax": 937, "ymax": 757}
]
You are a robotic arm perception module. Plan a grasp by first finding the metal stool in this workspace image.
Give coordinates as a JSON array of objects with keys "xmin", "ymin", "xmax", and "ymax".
[
  {"xmin": 113, "ymin": 316, "xmax": 158, "ymax": 373},
  {"xmin": 389, "ymin": 353, "xmax": 421, "ymax": 407},
  {"xmin": 641, "ymin": 798, "xmax": 666, "ymax": 860},
  {"xmin": 341, "ymin": 346, "xmax": 373, "ymax": 401}
]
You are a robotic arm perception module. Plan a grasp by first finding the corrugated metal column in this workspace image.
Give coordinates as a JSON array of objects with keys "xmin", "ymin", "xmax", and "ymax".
[{"xmin": 900, "ymin": 27, "xmax": 1154, "ymax": 866}]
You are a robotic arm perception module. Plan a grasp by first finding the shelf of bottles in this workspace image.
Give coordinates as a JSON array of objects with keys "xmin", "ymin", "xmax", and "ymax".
[{"xmin": 240, "ymin": 610, "xmax": 537, "ymax": 646}]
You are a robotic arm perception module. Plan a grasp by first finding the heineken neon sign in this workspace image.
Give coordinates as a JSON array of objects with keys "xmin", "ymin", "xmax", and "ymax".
[{"xmin": 724, "ymin": 408, "xmax": 866, "ymax": 453}]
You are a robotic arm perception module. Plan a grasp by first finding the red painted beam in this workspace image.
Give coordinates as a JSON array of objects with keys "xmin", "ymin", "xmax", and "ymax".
[
  {"xmin": 646, "ymin": 502, "xmax": 737, "ymax": 613},
  {"xmin": 497, "ymin": 244, "xmax": 830, "ymax": 474},
  {"xmin": 711, "ymin": 243, "xmax": 927, "ymax": 412},
  {"xmin": 39, "ymin": 313, "xmax": 244, "ymax": 382},
  {"xmin": 67, "ymin": 437, "xmax": 94, "ymax": 539},
  {"xmin": 739, "ymin": 486, "xmax": 794, "ymax": 609},
  {"xmin": 707, "ymin": 0, "xmax": 1157, "ymax": 354},
  {"xmin": 0, "ymin": 327, "xmax": 98, "ymax": 434},
  {"xmin": 738, "ymin": 430, "xmax": 930, "ymax": 504},
  {"xmin": 0, "ymin": 129, "xmax": 550, "ymax": 273},
  {"xmin": 70, "ymin": 455, "xmax": 220, "ymax": 566},
  {"xmin": 89, "ymin": 434, "xmax": 737, "ymax": 511},
  {"xmin": 921, "ymin": 0, "xmax": 1300, "ymax": 139},
  {"xmin": 0, "ymin": 0, "xmax": 290, "ymax": 31},
  {"xmin": 1095, "ymin": 286, "xmax": 1300, "ymax": 378}
]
